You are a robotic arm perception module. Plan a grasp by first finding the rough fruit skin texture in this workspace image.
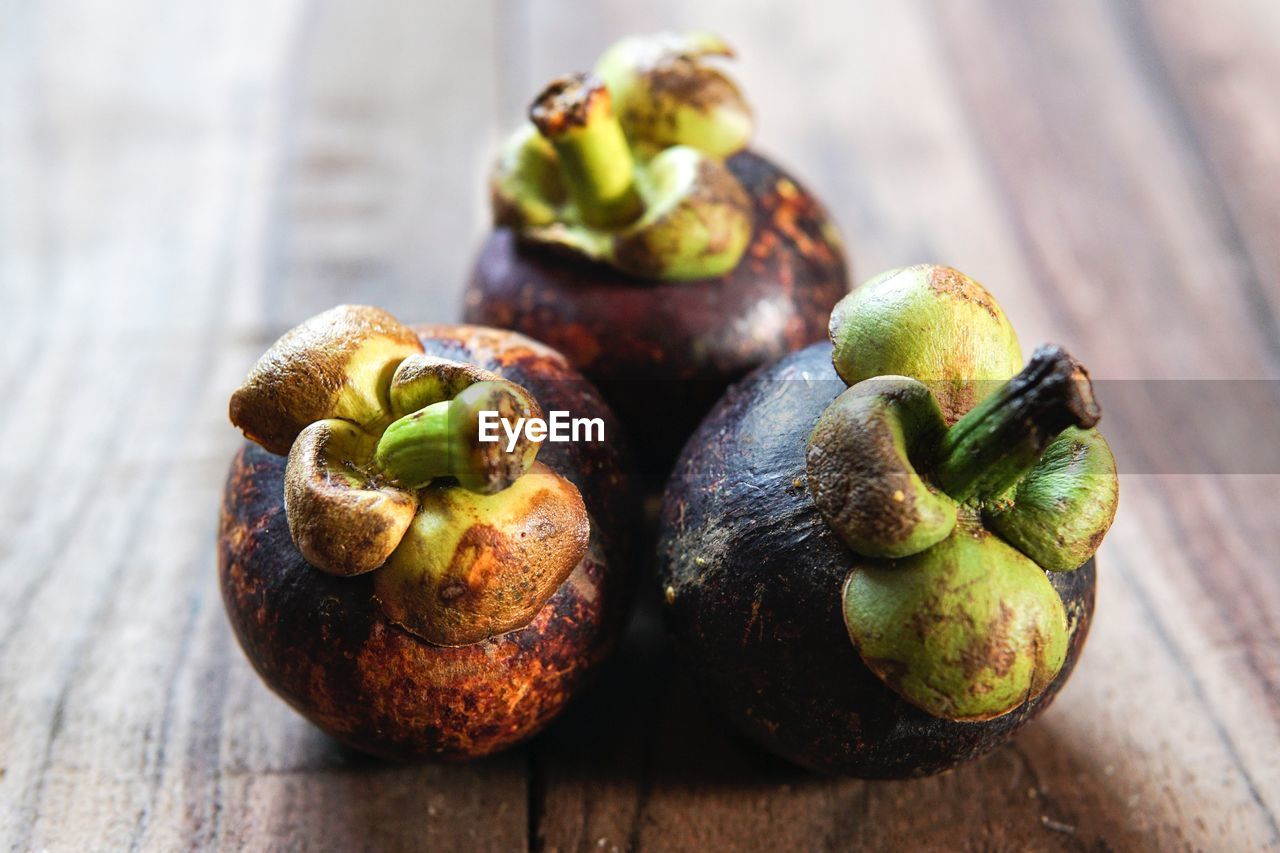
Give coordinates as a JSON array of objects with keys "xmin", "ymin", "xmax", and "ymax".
[
  {"xmin": 465, "ymin": 150, "xmax": 849, "ymax": 475},
  {"xmin": 656, "ymin": 343, "xmax": 1094, "ymax": 777},
  {"xmin": 219, "ymin": 326, "xmax": 636, "ymax": 760}
]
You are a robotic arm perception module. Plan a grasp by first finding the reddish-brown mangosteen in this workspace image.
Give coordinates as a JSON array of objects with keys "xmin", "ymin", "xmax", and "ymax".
[
  {"xmin": 465, "ymin": 33, "xmax": 849, "ymax": 476},
  {"xmin": 219, "ymin": 306, "xmax": 637, "ymax": 760},
  {"xmin": 657, "ymin": 266, "xmax": 1118, "ymax": 777}
]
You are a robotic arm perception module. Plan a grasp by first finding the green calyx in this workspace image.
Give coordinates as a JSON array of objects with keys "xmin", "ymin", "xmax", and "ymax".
[
  {"xmin": 232, "ymin": 306, "xmax": 594, "ymax": 647},
  {"xmin": 983, "ymin": 426, "xmax": 1119, "ymax": 572},
  {"xmin": 281, "ymin": 353, "xmax": 546, "ymax": 579},
  {"xmin": 491, "ymin": 33, "xmax": 755, "ymax": 281},
  {"xmin": 809, "ymin": 345, "xmax": 1114, "ymax": 571},
  {"xmin": 810, "ymin": 271, "xmax": 1119, "ymax": 721}
]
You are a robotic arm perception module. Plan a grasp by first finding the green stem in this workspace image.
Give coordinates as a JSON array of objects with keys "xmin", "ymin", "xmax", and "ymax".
[
  {"xmin": 374, "ymin": 399, "xmax": 460, "ymax": 489},
  {"xmin": 933, "ymin": 345, "xmax": 1100, "ymax": 503},
  {"xmin": 529, "ymin": 73, "xmax": 642, "ymax": 229},
  {"xmin": 373, "ymin": 380, "xmax": 539, "ymax": 494}
]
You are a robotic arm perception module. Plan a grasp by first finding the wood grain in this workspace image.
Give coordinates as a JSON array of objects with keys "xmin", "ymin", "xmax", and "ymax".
[
  {"xmin": 1, "ymin": 0, "xmax": 1277, "ymax": 850},
  {"xmin": 0, "ymin": 2, "xmax": 526, "ymax": 851}
]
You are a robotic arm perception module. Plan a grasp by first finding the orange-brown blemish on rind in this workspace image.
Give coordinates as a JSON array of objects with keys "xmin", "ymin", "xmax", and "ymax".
[
  {"xmin": 373, "ymin": 462, "xmax": 590, "ymax": 647},
  {"xmin": 927, "ymin": 265, "xmax": 999, "ymax": 321}
]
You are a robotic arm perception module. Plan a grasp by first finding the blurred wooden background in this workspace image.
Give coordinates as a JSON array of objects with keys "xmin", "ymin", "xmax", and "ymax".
[{"xmin": 2, "ymin": 0, "xmax": 1278, "ymax": 849}]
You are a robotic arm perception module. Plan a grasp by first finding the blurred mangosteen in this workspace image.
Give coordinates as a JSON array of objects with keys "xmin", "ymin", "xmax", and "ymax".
[{"xmin": 465, "ymin": 33, "xmax": 849, "ymax": 477}]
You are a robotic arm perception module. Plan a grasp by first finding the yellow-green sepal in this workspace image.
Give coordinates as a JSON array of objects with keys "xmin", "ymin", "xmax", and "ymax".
[
  {"xmin": 830, "ymin": 266, "xmax": 1024, "ymax": 423},
  {"xmin": 284, "ymin": 418, "xmax": 418, "ymax": 577},
  {"xmin": 594, "ymin": 31, "xmax": 753, "ymax": 158},
  {"xmin": 807, "ymin": 377, "xmax": 957, "ymax": 558},
  {"xmin": 985, "ymin": 427, "xmax": 1119, "ymax": 572},
  {"xmin": 229, "ymin": 305, "xmax": 424, "ymax": 455},
  {"xmin": 842, "ymin": 526, "xmax": 1069, "ymax": 721},
  {"xmin": 491, "ymin": 124, "xmax": 564, "ymax": 229},
  {"xmin": 522, "ymin": 146, "xmax": 752, "ymax": 280},
  {"xmin": 373, "ymin": 462, "xmax": 589, "ymax": 646}
]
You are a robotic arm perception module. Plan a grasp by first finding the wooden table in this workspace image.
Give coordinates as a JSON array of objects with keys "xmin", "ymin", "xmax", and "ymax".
[{"xmin": 3, "ymin": 1, "xmax": 1278, "ymax": 849}]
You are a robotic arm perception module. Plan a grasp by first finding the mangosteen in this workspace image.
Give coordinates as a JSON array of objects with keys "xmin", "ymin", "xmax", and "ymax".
[
  {"xmin": 657, "ymin": 265, "xmax": 1118, "ymax": 777},
  {"xmin": 465, "ymin": 33, "xmax": 850, "ymax": 476},
  {"xmin": 219, "ymin": 306, "xmax": 637, "ymax": 760}
]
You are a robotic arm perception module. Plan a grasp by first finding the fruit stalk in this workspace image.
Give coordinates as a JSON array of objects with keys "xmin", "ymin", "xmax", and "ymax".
[
  {"xmin": 374, "ymin": 380, "xmax": 539, "ymax": 493},
  {"xmin": 934, "ymin": 344, "xmax": 1100, "ymax": 502},
  {"xmin": 529, "ymin": 73, "xmax": 642, "ymax": 229}
]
